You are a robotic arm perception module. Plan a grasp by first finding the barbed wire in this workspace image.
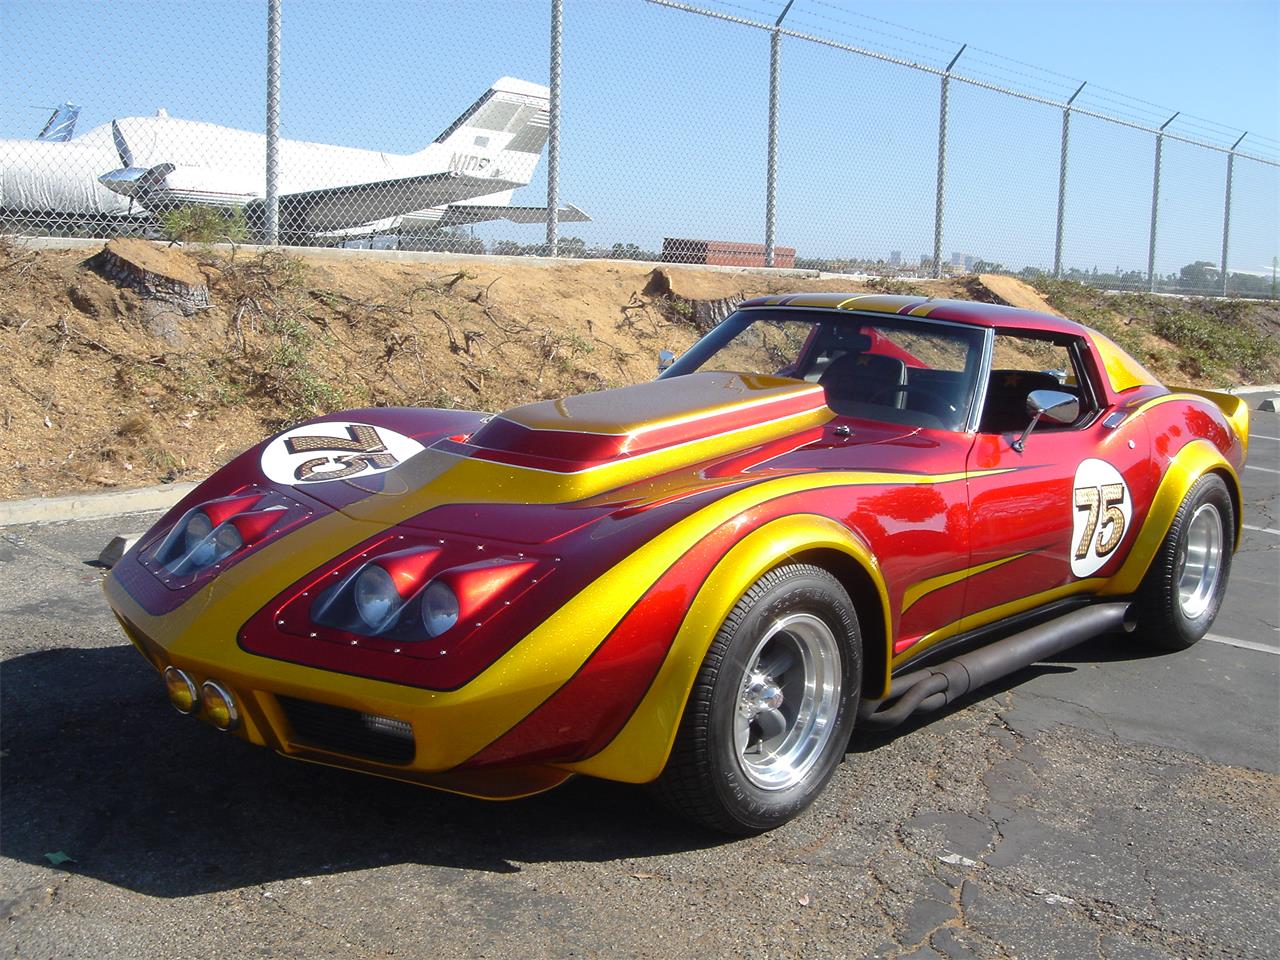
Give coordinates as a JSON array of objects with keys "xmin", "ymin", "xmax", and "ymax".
[{"xmin": 691, "ymin": 0, "xmax": 1274, "ymax": 160}]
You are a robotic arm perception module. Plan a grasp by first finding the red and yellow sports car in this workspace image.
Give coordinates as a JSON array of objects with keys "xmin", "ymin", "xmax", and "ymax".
[{"xmin": 105, "ymin": 293, "xmax": 1249, "ymax": 833}]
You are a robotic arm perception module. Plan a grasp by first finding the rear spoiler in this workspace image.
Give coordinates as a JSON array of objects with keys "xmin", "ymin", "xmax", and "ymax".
[{"xmin": 1171, "ymin": 386, "xmax": 1251, "ymax": 459}]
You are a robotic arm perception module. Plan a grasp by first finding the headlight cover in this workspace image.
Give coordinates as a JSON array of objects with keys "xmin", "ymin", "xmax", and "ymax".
[
  {"xmin": 141, "ymin": 487, "xmax": 311, "ymax": 588},
  {"xmin": 354, "ymin": 564, "xmax": 400, "ymax": 632},
  {"xmin": 421, "ymin": 580, "xmax": 460, "ymax": 637}
]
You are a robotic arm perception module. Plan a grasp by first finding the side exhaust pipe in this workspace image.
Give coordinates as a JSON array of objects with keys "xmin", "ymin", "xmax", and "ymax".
[{"xmin": 859, "ymin": 602, "xmax": 1136, "ymax": 730}]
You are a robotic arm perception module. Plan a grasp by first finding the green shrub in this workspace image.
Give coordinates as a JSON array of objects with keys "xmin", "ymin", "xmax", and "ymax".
[{"xmin": 160, "ymin": 205, "xmax": 248, "ymax": 244}]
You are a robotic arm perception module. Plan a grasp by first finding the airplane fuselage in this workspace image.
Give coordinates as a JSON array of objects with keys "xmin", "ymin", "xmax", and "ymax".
[{"xmin": 1, "ymin": 77, "xmax": 573, "ymax": 238}]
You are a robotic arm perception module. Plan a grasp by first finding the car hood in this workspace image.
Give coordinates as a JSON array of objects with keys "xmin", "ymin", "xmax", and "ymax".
[{"xmin": 440, "ymin": 371, "xmax": 833, "ymax": 493}]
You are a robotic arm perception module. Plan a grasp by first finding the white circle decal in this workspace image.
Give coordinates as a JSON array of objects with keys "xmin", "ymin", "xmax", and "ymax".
[
  {"xmin": 260, "ymin": 421, "xmax": 425, "ymax": 485},
  {"xmin": 1070, "ymin": 458, "xmax": 1133, "ymax": 578}
]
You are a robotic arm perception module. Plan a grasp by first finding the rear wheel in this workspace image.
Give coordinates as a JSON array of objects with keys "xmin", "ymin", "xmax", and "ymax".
[
  {"xmin": 1134, "ymin": 473, "xmax": 1233, "ymax": 651},
  {"xmin": 653, "ymin": 564, "xmax": 860, "ymax": 834}
]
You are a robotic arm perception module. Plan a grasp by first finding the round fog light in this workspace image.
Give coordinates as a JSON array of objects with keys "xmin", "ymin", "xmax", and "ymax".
[
  {"xmin": 163, "ymin": 666, "xmax": 199, "ymax": 715},
  {"xmin": 199, "ymin": 680, "xmax": 240, "ymax": 731}
]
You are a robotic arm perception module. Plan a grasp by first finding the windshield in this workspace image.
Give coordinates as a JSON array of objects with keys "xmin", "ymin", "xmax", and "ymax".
[{"xmin": 662, "ymin": 308, "xmax": 989, "ymax": 431}]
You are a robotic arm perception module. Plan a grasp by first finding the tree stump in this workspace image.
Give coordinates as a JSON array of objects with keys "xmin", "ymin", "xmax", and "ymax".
[{"xmin": 89, "ymin": 238, "xmax": 210, "ymax": 314}]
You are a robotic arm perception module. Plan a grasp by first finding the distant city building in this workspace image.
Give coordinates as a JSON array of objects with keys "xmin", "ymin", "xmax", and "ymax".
[
  {"xmin": 889, "ymin": 250, "xmax": 901, "ymax": 267},
  {"xmin": 964, "ymin": 255, "xmax": 976, "ymax": 272}
]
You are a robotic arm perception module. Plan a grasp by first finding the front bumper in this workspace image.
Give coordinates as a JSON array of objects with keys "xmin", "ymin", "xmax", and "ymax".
[{"xmin": 108, "ymin": 577, "xmax": 580, "ymax": 800}]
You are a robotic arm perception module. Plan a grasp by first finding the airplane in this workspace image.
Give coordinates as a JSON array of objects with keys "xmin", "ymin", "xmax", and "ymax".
[
  {"xmin": 37, "ymin": 103, "xmax": 81, "ymax": 142},
  {"xmin": 0, "ymin": 100, "xmax": 144, "ymax": 230},
  {"xmin": 95, "ymin": 76, "xmax": 588, "ymax": 240},
  {"xmin": 0, "ymin": 78, "xmax": 587, "ymax": 241}
]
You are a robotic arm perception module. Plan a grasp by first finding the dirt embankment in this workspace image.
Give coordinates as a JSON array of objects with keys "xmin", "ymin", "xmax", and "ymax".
[{"xmin": 0, "ymin": 240, "xmax": 1275, "ymax": 500}]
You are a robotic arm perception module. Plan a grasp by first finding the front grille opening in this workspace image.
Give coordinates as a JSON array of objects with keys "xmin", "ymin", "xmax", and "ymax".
[{"xmin": 277, "ymin": 696, "xmax": 415, "ymax": 765}]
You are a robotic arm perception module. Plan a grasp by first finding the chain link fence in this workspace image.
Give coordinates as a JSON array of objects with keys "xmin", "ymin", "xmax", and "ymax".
[{"xmin": 1, "ymin": 0, "xmax": 1276, "ymax": 297}]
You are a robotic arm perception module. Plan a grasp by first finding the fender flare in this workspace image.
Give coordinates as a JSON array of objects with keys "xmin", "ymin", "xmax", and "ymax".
[
  {"xmin": 1102, "ymin": 438, "xmax": 1242, "ymax": 597},
  {"xmin": 563, "ymin": 513, "xmax": 891, "ymax": 784}
]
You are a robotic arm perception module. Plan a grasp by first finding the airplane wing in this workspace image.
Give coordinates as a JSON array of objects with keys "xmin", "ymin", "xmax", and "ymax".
[
  {"xmin": 404, "ymin": 202, "xmax": 592, "ymax": 228},
  {"xmin": 266, "ymin": 171, "xmax": 527, "ymax": 233}
]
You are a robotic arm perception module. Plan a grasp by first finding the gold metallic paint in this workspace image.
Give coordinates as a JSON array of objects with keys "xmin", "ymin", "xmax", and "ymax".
[
  {"xmin": 900, "ymin": 552, "xmax": 1031, "ymax": 616},
  {"xmin": 455, "ymin": 405, "xmax": 834, "ymax": 498},
  {"xmin": 750, "ymin": 293, "xmax": 925, "ymax": 313},
  {"xmin": 1087, "ymin": 329, "xmax": 1162, "ymax": 395},
  {"xmin": 107, "ymin": 460, "xmax": 998, "ymax": 783},
  {"xmin": 501, "ymin": 373, "xmax": 824, "ymax": 437},
  {"xmin": 894, "ymin": 577, "xmax": 1107, "ymax": 670},
  {"xmin": 1099, "ymin": 438, "xmax": 1240, "ymax": 596},
  {"xmin": 562, "ymin": 513, "xmax": 891, "ymax": 784}
]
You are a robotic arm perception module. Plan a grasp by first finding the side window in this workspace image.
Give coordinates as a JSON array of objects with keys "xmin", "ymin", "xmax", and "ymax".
[{"xmin": 979, "ymin": 334, "xmax": 1093, "ymax": 434}]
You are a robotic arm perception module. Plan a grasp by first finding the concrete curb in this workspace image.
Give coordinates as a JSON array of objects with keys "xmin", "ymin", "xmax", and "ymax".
[
  {"xmin": 0, "ymin": 482, "xmax": 195, "ymax": 527},
  {"xmin": 1223, "ymin": 383, "xmax": 1280, "ymax": 396}
]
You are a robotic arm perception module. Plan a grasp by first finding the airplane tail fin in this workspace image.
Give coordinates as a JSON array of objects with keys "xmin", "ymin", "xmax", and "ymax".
[
  {"xmin": 37, "ymin": 102, "xmax": 80, "ymax": 142},
  {"xmin": 425, "ymin": 78, "xmax": 550, "ymax": 184}
]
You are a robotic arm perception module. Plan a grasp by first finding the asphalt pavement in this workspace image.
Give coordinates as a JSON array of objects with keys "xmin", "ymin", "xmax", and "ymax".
[{"xmin": 1, "ymin": 411, "xmax": 1276, "ymax": 960}]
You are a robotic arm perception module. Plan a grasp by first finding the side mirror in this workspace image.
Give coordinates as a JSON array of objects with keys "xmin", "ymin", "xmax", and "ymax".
[
  {"xmin": 1012, "ymin": 389, "xmax": 1079, "ymax": 452},
  {"xmin": 657, "ymin": 349, "xmax": 676, "ymax": 374},
  {"xmin": 1029, "ymin": 389, "xmax": 1080, "ymax": 425}
]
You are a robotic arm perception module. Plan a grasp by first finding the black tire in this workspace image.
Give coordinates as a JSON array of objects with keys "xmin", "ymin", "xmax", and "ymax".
[
  {"xmin": 652, "ymin": 563, "xmax": 861, "ymax": 835},
  {"xmin": 1133, "ymin": 473, "xmax": 1234, "ymax": 651}
]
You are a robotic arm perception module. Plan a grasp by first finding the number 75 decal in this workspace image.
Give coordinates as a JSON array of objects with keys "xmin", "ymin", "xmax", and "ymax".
[
  {"xmin": 1070, "ymin": 459, "xmax": 1134, "ymax": 578},
  {"xmin": 260, "ymin": 421, "xmax": 426, "ymax": 486}
]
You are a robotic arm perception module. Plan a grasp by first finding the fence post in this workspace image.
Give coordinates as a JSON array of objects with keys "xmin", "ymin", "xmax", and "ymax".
[
  {"xmin": 1053, "ymin": 81, "xmax": 1086, "ymax": 279},
  {"xmin": 765, "ymin": 1, "xmax": 794, "ymax": 268},
  {"xmin": 1220, "ymin": 132, "xmax": 1246, "ymax": 297},
  {"xmin": 933, "ymin": 44, "xmax": 965, "ymax": 279},
  {"xmin": 265, "ymin": 0, "xmax": 281, "ymax": 246},
  {"xmin": 546, "ymin": 0, "xmax": 563, "ymax": 257},
  {"xmin": 1147, "ymin": 112, "xmax": 1178, "ymax": 292}
]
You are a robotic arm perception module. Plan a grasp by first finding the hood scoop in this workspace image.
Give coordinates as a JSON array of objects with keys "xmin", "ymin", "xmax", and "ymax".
[{"xmin": 454, "ymin": 372, "xmax": 832, "ymax": 483}]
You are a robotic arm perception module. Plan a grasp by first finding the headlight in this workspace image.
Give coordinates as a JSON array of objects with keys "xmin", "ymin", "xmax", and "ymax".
[
  {"xmin": 213, "ymin": 522, "xmax": 243, "ymax": 556},
  {"xmin": 173, "ymin": 515, "xmax": 244, "ymax": 574},
  {"xmin": 354, "ymin": 564, "xmax": 399, "ymax": 632},
  {"xmin": 421, "ymin": 579, "xmax": 459, "ymax": 637},
  {"xmin": 181, "ymin": 512, "xmax": 216, "ymax": 569},
  {"xmin": 183, "ymin": 512, "xmax": 213, "ymax": 551}
]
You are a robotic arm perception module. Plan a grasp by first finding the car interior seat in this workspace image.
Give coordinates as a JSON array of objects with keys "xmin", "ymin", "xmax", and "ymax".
[
  {"xmin": 979, "ymin": 369, "xmax": 1071, "ymax": 434},
  {"xmin": 818, "ymin": 351, "xmax": 909, "ymax": 415}
]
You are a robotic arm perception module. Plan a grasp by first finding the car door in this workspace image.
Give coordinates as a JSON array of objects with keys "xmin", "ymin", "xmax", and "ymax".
[{"xmin": 962, "ymin": 331, "xmax": 1149, "ymax": 632}]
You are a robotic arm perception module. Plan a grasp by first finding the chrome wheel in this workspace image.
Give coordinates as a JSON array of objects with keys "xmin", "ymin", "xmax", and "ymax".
[
  {"xmin": 733, "ymin": 612, "xmax": 842, "ymax": 791},
  {"xmin": 1176, "ymin": 502, "xmax": 1223, "ymax": 620}
]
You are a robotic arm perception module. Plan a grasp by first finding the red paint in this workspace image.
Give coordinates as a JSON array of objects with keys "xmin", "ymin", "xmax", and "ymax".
[
  {"xmin": 460, "ymin": 386, "xmax": 827, "ymax": 473},
  {"xmin": 464, "ymin": 518, "xmax": 744, "ymax": 768},
  {"xmin": 437, "ymin": 558, "xmax": 539, "ymax": 622},
  {"xmin": 125, "ymin": 485, "xmax": 315, "ymax": 613},
  {"xmin": 375, "ymin": 547, "xmax": 442, "ymax": 597},
  {"xmin": 201, "ymin": 492, "xmax": 266, "ymax": 526}
]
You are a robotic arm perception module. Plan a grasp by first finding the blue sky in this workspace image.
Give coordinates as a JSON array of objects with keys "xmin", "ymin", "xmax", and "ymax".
[{"xmin": 2, "ymin": 0, "xmax": 1276, "ymax": 275}]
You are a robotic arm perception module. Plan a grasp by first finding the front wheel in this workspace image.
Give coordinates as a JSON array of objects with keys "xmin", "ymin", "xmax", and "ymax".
[
  {"xmin": 1134, "ymin": 473, "xmax": 1234, "ymax": 651},
  {"xmin": 653, "ymin": 564, "xmax": 861, "ymax": 834}
]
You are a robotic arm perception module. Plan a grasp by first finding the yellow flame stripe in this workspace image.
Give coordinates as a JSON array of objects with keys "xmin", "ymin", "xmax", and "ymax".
[
  {"xmin": 566, "ymin": 513, "xmax": 886, "ymax": 784},
  {"xmin": 900, "ymin": 552, "xmax": 1031, "ymax": 616},
  {"xmin": 1101, "ymin": 437, "xmax": 1240, "ymax": 592},
  {"xmin": 502, "ymin": 373, "xmax": 824, "ymax": 437},
  {"xmin": 894, "ymin": 578, "xmax": 1108, "ymax": 668},
  {"xmin": 108, "ymin": 460, "xmax": 1014, "ymax": 776},
  {"xmin": 1087, "ymin": 328, "xmax": 1162, "ymax": 394}
]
